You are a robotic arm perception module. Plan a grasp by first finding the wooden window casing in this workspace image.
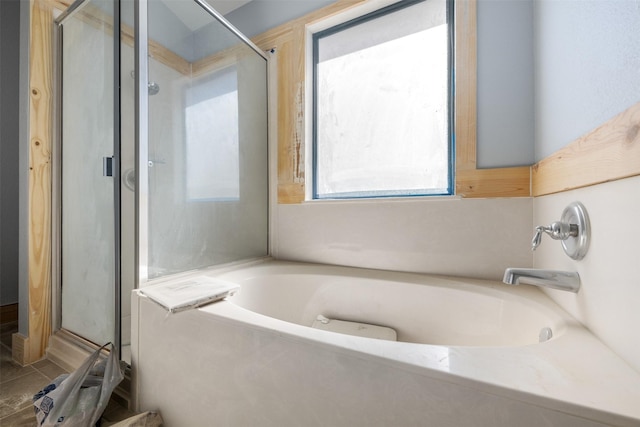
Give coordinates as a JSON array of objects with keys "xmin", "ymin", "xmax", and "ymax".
[{"xmin": 252, "ymin": 0, "xmax": 532, "ymax": 203}]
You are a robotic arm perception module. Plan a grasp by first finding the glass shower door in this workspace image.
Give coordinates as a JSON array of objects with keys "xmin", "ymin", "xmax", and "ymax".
[
  {"xmin": 58, "ymin": 0, "xmax": 118, "ymax": 346},
  {"xmin": 141, "ymin": 0, "xmax": 269, "ymax": 281}
]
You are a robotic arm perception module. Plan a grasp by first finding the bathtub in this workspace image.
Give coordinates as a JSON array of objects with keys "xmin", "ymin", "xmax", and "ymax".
[{"xmin": 132, "ymin": 260, "xmax": 640, "ymax": 426}]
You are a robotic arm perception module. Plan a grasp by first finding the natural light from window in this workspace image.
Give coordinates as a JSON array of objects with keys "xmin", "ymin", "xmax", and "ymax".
[
  {"xmin": 314, "ymin": 0, "xmax": 450, "ymax": 199},
  {"xmin": 185, "ymin": 67, "xmax": 240, "ymax": 201}
]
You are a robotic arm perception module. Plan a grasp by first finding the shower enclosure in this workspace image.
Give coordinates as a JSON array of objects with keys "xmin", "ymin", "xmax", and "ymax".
[{"xmin": 54, "ymin": 0, "xmax": 269, "ymax": 364}]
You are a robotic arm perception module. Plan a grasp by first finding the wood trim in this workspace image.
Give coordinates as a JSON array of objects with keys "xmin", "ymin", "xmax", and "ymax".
[
  {"xmin": 191, "ymin": 43, "xmax": 245, "ymax": 77},
  {"xmin": 27, "ymin": 0, "xmax": 54, "ymax": 364},
  {"xmin": 256, "ymin": 27, "xmax": 301, "ymax": 204},
  {"xmin": 250, "ymin": 0, "xmax": 366, "ymax": 204},
  {"xmin": 147, "ymin": 38, "xmax": 191, "ymax": 76},
  {"xmin": 454, "ymin": 0, "xmax": 477, "ymax": 174},
  {"xmin": 11, "ymin": 333, "xmax": 30, "ymax": 366},
  {"xmin": 47, "ymin": 0, "xmax": 191, "ymax": 76},
  {"xmin": 46, "ymin": 0, "xmax": 70, "ymax": 11},
  {"xmin": 457, "ymin": 167, "xmax": 530, "ymax": 198},
  {"xmin": 254, "ymin": 0, "xmax": 530, "ymax": 203},
  {"xmin": 532, "ymin": 102, "xmax": 640, "ymax": 196},
  {"xmin": 46, "ymin": 329, "xmax": 99, "ymax": 373}
]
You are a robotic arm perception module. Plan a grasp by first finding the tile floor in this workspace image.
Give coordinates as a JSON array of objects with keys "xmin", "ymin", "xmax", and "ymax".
[{"xmin": 0, "ymin": 321, "xmax": 137, "ymax": 426}]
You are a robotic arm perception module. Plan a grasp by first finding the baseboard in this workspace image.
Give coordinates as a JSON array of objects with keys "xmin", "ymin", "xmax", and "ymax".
[
  {"xmin": 12, "ymin": 333, "xmax": 30, "ymax": 366},
  {"xmin": 46, "ymin": 330, "xmax": 97, "ymax": 373},
  {"xmin": 46, "ymin": 330, "xmax": 131, "ymax": 408},
  {"xmin": 1, "ymin": 303, "xmax": 18, "ymax": 324}
]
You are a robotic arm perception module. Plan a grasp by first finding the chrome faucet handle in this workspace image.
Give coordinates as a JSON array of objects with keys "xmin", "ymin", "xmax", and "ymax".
[
  {"xmin": 531, "ymin": 222, "xmax": 578, "ymax": 251},
  {"xmin": 530, "ymin": 202, "xmax": 589, "ymax": 260},
  {"xmin": 531, "ymin": 226, "xmax": 547, "ymax": 250}
]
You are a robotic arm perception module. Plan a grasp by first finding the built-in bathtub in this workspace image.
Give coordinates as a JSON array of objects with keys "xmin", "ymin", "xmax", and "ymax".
[{"xmin": 132, "ymin": 260, "xmax": 640, "ymax": 426}]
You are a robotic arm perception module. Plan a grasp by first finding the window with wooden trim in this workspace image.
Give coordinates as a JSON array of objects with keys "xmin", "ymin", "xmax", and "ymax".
[{"xmin": 312, "ymin": 0, "xmax": 453, "ymax": 199}]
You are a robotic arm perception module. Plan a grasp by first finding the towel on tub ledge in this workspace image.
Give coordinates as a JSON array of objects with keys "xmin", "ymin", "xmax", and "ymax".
[{"xmin": 139, "ymin": 276, "xmax": 239, "ymax": 313}]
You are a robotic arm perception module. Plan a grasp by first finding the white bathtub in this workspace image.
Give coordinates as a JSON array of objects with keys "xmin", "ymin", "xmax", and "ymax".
[{"xmin": 132, "ymin": 260, "xmax": 640, "ymax": 426}]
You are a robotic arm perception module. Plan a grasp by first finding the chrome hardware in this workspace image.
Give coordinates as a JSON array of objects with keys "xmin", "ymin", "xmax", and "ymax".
[
  {"xmin": 103, "ymin": 156, "xmax": 114, "ymax": 177},
  {"xmin": 503, "ymin": 268, "xmax": 580, "ymax": 293},
  {"xmin": 532, "ymin": 223, "xmax": 578, "ymax": 250},
  {"xmin": 123, "ymin": 168, "xmax": 136, "ymax": 192},
  {"xmin": 130, "ymin": 70, "xmax": 160, "ymax": 95},
  {"xmin": 531, "ymin": 202, "xmax": 590, "ymax": 260},
  {"xmin": 539, "ymin": 327, "xmax": 553, "ymax": 343},
  {"xmin": 147, "ymin": 158, "xmax": 166, "ymax": 168}
]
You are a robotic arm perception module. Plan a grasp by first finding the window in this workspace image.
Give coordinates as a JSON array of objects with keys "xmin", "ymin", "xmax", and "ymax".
[
  {"xmin": 185, "ymin": 66, "xmax": 240, "ymax": 201},
  {"xmin": 312, "ymin": 0, "xmax": 453, "ymax": 199}
]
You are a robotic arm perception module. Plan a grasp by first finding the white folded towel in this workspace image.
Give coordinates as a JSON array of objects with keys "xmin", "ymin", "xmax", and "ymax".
[{"xmin": 140, "ymin": 276, "xmax": 239, "ymax": 313}]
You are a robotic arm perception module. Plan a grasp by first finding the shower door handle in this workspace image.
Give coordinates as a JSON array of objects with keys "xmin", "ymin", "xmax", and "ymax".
[{"xmin": 103, "ymin": 156, "xmax": 114, "ymax": 177}]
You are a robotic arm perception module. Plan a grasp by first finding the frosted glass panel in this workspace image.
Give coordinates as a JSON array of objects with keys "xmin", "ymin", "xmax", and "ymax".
[
  {"xmin": 185, "ymin": 67, "xmax": 240, "ymax": 201},
  {"xmin": 60, "ymin": 0, "xmax": 115, "ymax": 345},
  {"xmin": 314, "ymin": 0, "xmax": 450, "ymax": 198},
  {"xmin": 146, "ymin": 2, "xmax": 268, "ymax": 279}
]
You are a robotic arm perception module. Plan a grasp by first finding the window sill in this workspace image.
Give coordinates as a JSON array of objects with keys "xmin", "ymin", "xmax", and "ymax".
[{"xmin": 302, "ymin": 194, "xmax": 462, "ymax": 205}]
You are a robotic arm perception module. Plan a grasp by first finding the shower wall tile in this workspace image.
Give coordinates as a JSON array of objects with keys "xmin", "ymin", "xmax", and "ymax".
[{"xmin": 274, "ymin": 197, "xmax": 533, "ymax": 281}]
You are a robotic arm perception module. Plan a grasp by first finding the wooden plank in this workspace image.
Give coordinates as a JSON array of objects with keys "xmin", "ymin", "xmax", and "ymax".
[
  {"xmin": 532, "ymin": 102, "xmax": 640, "ymax": 196},
  {"xmin": 191, "ymin": 43, "xmax": 244, "ymax": 77},
  {"xmin": 12, "ymin": 333, "xmax": 30, "ymax": 366},
  {"xmin": 147, "ymin": 39, "xmax": 191, "ymax": 76},
  {"xmin": 27, "ymin": 0, "xmax": 54, "ymax": 364},
  {"xmin": 457, "ymin": 166, "xmax": 531, "ymax": 198},
  {"xmin": 275, "ymin": 38, "xmax": 306, "ymax": 204},
  {"xmin": 454, "ymin": 0, "xmax": 478, "ymax": 173},
  {"xmin": 252, "ymin": 26, "xmax": 293, "ymax": 51},
  {"xmin": 48, "ymin": 0, "xmax": 191, "ymax": 76},
  {"xmin": 278, "ymin": 183, "xmax": 306, "ymax": 205},
  {"xmin": 250, "ymin": 1, "xmax": 365, "ymax": 204},
  {"xmin": 46, "ymin": 0, "xmax": 70, "ymax": 11}
]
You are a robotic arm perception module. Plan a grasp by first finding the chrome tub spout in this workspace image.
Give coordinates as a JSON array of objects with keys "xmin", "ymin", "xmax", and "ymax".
[{"xmin": 503, "ymin": 268, "xmax": 580, "ymax": 293}]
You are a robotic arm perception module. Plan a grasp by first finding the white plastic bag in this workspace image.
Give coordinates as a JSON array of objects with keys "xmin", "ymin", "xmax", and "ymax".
[{"xmin": 33, "ymin": 342, "xmax": 125, "ymax": 426}]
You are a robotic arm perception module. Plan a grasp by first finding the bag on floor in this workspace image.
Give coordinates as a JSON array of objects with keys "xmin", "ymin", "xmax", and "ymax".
[{"xmin": 33, "ymin": 342, "xmax": 125, "ymax": 426}]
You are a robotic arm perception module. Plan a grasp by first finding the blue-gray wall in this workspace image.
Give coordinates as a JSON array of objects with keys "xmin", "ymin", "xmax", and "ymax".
[
  {"xmin": 0, "ymin": 0, "xmax": 22, "ymax": 307},
  {"xmin": 477, "ymin": 0, "xmax": 534, "ymax": 168},
  {"xmin": 225, "ymin": 0, "xmax": 334, "ymax": 38},
  {"xmin": 534, "ymin": 0, "xmax": 640, "ymax": 161},
  {"xmin": 475, "ymin": 0, "xmax": 639, "ymax": 166}
]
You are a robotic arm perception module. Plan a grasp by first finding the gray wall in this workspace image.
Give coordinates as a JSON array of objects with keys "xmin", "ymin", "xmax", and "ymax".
[
  {"xmin": 225, "ymin": 0, "xmax": 334, "ymax": 38},
  {"xmin": 0, "ymin": 0, "xmax": 22, "ymax": 307},
  {"xmin": 534, "ymin": 0, "xmax": 640, "ymax": 161},
  {"xmin": 475, "ymin": 0, "xmax": 639, "ymax": 166},
  {"xmin": 477, "ymin": 0, "xmax": 534, "ymax": 168},
  {"xmin": 18, "ymin": 0, "xmax": 30, "ymax": 335}
]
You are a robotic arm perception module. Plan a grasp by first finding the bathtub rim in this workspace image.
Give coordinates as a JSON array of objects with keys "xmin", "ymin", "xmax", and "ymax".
[{"xmin": 136, "ymin": 259, "xmax": 640, "ymax": 426}]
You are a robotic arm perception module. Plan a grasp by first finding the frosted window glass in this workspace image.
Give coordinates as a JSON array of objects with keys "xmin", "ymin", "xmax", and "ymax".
[{"xmin": 314, "ymin": 0, "xmax": 451, "ymax": 198}]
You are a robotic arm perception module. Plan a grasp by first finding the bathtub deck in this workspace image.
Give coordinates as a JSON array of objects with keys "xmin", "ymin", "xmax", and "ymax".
[{"xmin": 132, "ymin": 261, "xmax": 640, "ymax": 426}]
